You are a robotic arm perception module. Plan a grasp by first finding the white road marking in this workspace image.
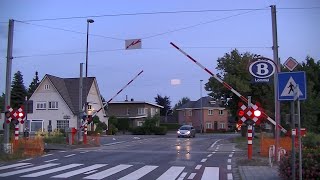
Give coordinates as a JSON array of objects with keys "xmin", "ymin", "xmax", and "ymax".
[
  {"xmin": 187, "ymin": 173, "xmax": 196, "ymax": 179},
  {"xmin": 21, "ymin": 163, "xmax": 82, "ymax": 177},
  {"xmin": 207, "ymin": 154, "xmax": 212, "ymax": 157},
  {"xmin": 18, "ymin": 158, "xmax": 32, "ymax": 162},
  {"xmin": 232, "ymin": 150, "xmax": 235, "ymax": 152},
  {"xmin": 228, "ymin": 159, "xmax": 232, "ymax": 163},
  {"xmin": 156, "ymin": 166, "xmax": 185, "ymax": 180},
  {"xmin": 201, "ymin": 158, "xmax": 207, "ymax": 163},
  {"xmin": 80, "ymin": 151, "xmax": 89, "ymax": 154},
  {"xmin": 42, "ymin": 153, "xmax": 53, "ymax": 157},
  {"xmin": 59, "ymin": 151, "xmax": 66, "ymax": 153},
  {"xmin": 0, "ymin": 163, "xmax": 59, "ymax": 177},
  {"xmin": 178, "ymin": 172, "xmax": 187, "ymax": 179},
  {"xmin": 84, "ymin": 170, "xmax": 98, "ymax": 174},
  {"xmin": 14, "ymin": 164, "xmax": 34, "ymax": 169},
  {"xmin": 83, "ymin": 164, "xmax": 132, "ymax": 179},
  {"xmin": 227, "ymin": 173, "xmax": 233, "ymax": 180},
  {"xmin": 103, "ymin": 141, "xmax": 126, "ymax": 146},
  {"xmin": 195, "ymin": 165, "xmax": 202, "ymax": 170},
  {"xmin": 64, "ymin": 154, "xmax": 76, "ymax": 157},
  {"xmin": 52, "ymin": 164, "xmax": 107, "ymax": 178},
  {"xmin": 0, "ymin": 163, "xmax": 30, "ymax": 170},
  {"xmin": 118, "ymin": 165, "xmax": 158, "ymax": 180},
  {"xmin": 44, "ymin": 159, "xmax": 58, "ymax": 163},
  {"xmin": 201, "ymin": 167, "xmax": 219, "ymax": 180},
  {"xmin": 212, "ymin": 152, "xmax": 216, "ymax": 154},
  {"xmin": 227, "ymin": 165, "xmax": 231, "ymax": 170},
  {"xmin": 210, "ymin": 139, "xmax": 222, "ymax": 148},
  {"xmin": 229, "ymin": 154, "xmax": 233, "ymax": 157}
]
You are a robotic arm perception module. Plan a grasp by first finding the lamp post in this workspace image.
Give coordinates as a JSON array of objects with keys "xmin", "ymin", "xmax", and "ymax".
[
  {"xmin": 200, "ymin": 80, "xmax": 203, "ymax": 133},
  {"xmin": 85, "ymin": 19, "xmax": 94, "ymax": 77}
]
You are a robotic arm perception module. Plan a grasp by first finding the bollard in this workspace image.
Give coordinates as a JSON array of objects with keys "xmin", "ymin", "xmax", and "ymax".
[{"xmin": 248, "ymin": 125, "xmax": 253, "ymax": 160}]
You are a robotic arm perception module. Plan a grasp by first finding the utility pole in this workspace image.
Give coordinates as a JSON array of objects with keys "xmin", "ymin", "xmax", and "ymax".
[
  {"xmin": 200, "ymin": 80, "xmax": 203, "ymax": 133},
  {"xmin": 291, "ymin": 101, "xmax": 296, "ymax": 179},
  {"xmin": 78, "ymin": 63, "xmax": 84, "ymax": 142},
  {"xmin": 3, "ymin": 19, "xmax": 14, "ymax": 153},
  {"xmin": 271, "ymin": 5, "xmax": 281, "ymax": 162}
]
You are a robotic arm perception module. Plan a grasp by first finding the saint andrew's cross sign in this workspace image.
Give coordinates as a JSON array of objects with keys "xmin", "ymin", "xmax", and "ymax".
[{"xmin": 237, "ymin": 102, "xmax": 262, "ymax": 125}]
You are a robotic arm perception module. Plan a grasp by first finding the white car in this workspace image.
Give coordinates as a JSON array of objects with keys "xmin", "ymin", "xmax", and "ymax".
[{"xmin": 177, "ymin": 125, "xmax": 196, "ymax": 138}]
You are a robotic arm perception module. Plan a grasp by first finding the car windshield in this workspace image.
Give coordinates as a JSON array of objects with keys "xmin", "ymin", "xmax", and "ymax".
[{"xmin": 180, "ymin": 126, "xmax": 191, "ymax": 130}]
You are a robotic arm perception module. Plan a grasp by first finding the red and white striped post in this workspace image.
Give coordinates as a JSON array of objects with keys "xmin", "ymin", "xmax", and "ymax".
[
  {"xmin": 170, "ymin": 42, "xmax": 287, "ymax": 134},
  {"xmin": 83, "ymin": 124, "xmax": 88, "ymax": 144},
  {"xmin": 247, "ymin": 125, "xmax": 253, "ymax": 160},
  {"xmin": 14, "ymin": 124, "xmax": 19, "ymax": 141}
]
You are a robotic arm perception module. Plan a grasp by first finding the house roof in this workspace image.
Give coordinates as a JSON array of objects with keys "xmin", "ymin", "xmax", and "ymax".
[
  {"xmin": 177, "ymin": 96, "xmax": 225, "ymax": 110},
  {"xmin": 109, "ymin": 101, "xmax": 164, "ymax": 108},
  {"xmin": 46, "ymin": 74, "xmax": 95, "ymax": 114}
]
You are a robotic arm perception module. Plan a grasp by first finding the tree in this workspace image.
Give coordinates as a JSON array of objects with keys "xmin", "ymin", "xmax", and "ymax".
[
  {"xmin": 172, "ymin": 97, "xmax": 190, "ymax": 119},
  {"xmin": 11, "ymin": 71, "xmax": 27, "ymax": 108},
  {"xmin": 155, "ymin": 94, "xmax": 171, "ymax": 116},
  {"xmin": 0, "ymin": 93, "xmax": 4, "ymax": 112},
  {"xmin": 28, "ymin": 71, "xmax": 40, "ymax": 98}
]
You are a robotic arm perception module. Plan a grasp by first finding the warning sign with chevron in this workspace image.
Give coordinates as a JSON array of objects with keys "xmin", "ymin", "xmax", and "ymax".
[{"xmin": 278, "ymin": 71, "xmax": 307, "ymax": 101}]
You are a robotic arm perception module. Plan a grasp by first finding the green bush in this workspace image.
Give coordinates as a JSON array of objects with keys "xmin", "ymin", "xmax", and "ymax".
[
  {"xmin": 279, "ymin": 148, "xmax": 320, "ymax": 179},
  {"xmin": 302, "ymin": 132, "xmax": 320, "ymax": 149},
  {"xmin": 154, "ymin": 126, "xmax": 167, "ymax": 135},
  {"xmin": 131, "ymin": 127, "xmax": 145, "ymax": 135},
  {"xmin": 160, "ymin": 123, "xmax": 180, "ymax": 130}
]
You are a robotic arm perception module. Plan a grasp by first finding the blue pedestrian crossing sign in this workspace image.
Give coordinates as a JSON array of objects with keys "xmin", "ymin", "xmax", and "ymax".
[{"xmin": 278, "ymin": 71, "xmax": 307, "ymax": 101}]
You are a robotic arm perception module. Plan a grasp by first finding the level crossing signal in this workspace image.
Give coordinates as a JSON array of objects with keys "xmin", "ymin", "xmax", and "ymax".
[{"xmin": 237, "ymin": 102, "xmax": 262, "ymax": 125}]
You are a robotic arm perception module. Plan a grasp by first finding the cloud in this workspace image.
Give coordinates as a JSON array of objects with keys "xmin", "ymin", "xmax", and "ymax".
[{"xmin": 171, "ymin": 79, "xmax": 181, "ymax": 85}]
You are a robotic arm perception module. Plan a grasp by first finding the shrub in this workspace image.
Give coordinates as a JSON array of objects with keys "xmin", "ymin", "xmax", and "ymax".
[
  {"xmin": 206, "ymin": 129, "xmax": 214, "ymax": 133},
  {"xmin": 160, "ymin": 123, "xmax": 180, "ymax": 130},
  {"xmin": 154, "ymin": 126, "xmax": 167, "ymax": 135},
  {"xmin": 302, "ymin": 132, "xmax": 320, "ymax": 149},
  {"xmin": 131, "ymin": 127, "xmax": 145, "ymax": 135}
]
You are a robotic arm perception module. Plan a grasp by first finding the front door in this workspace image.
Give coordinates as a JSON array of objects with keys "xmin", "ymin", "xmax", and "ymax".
[{"xmin": 214, "ymin": 121, "xmax": 218, "ymax": 130}]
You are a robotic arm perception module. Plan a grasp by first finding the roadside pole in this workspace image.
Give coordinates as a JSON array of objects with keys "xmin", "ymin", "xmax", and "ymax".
[
  {"xmin": 291, "ymin": 101, "xmax": 296, "ymax": 179},
  {"xmin": 296, "ymin": 85, "xmax": 302, "ymax": 180},
  {"xmin": 271, "ymin": 5, "xmax": 281, "ymax": 163},
  {"xmin": 78, "ymin": 63, "xmax": 84, "ymax": 143},
  {"xmin": 247, "ymin": 96, "xmax": 252, "ymax": 160},
  {"xmin": 3, "ymin": 19, "xmax": 14, "ymax": 154}
]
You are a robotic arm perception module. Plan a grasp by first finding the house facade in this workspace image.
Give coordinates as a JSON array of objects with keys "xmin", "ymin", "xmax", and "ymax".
[
  {"xmin": 25, "ymin": 74, "xmax": 107, "ymax": 133},
  {"xmin": 177, "ymin": 96, "xmax": 229, "ymax": 132},
  {"xmin": 108, "ymin": 100, "xmax": 163, "ymax": 127}
]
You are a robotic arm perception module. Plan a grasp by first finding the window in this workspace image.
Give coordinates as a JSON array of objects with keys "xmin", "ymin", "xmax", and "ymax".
[
  {"xmin": 137, "ymin": 121, "xmax": 144, "ymax": 127},
  {"xmin": 127, "ymin": 108, "xmax": 130, "ymax": 115},
  {"xmin": 183, "ymin": 111, "xmax": 186, "ymax": 116},
  {"xmin": 219, "ymin": 110, "xmax": 224, "ymax": 115},
  {"xmin": 151, "ymin": 108, "xmax": 156, "ymax": 116},
  {"xmin": 188, "ymin": 110, "xmax": 192, "ymax": 116},
  {"xmin": 36, "ymin": 102, "xmax": 46, "ymax": 110},
  {"xmin": 220, "ymin": 122, "xmax": 225, "ymax": 129},
  {"xmin": 44, "ymin": 84, "xmax": 50, "ymax": 90},
  {"xmin": 88, "ymin": 105, "xmax": 92, "ymax": 111},
  {"xmin": 48, "ymin": 101, "xmax": 58, "ymax": 109},
  {"xmin": 208, "ymin": 109, "xmax": 213, "ymax": 115},
  {"xmin": 30, "ymin": 120, "xmax": 43, "ymax": 132},
  {"xmin": 138, "ymin": 108, "xmax": 145, "ymax": 115},
  {"xmin": 206, "ymin": 122, "xmax": 212, "ymax": 129},
  {"xmin": 57, "ymin": 120, "xmax": 69, "ymax": 130}
]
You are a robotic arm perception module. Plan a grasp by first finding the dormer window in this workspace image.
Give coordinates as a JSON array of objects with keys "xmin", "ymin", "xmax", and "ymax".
[
  {"xmin": 44, "ymin": 84, "xmax": 50, "ymax": 90},
  {"xmin": 210, "ymin": 101, "xmax": 216, "ymax": 105}
]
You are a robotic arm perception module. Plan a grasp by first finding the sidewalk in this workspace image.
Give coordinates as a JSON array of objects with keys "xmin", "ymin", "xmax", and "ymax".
[{"xmin": 239, "ymin": 166, "xmax": 281, "ymax": 180}]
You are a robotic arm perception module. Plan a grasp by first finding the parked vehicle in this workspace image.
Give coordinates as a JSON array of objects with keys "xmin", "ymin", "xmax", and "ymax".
[{"xmin": 177, "ymin": 125, "xmax": 196, "ymax": 138}]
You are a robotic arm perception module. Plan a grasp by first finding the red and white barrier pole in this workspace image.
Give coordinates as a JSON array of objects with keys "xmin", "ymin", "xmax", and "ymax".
[
  {"xmin": 14, "ymin": 124, "xmax": 19, "ymax": 141},
  {"xmin": 170, "ymin": 42, "xmax": 287, "ymax": 134},
  {"xmin": 247, "ymin": 125, "xmax": 253, "ymax": 160},
  {"xmin": 83, "ymin": 124, "xmax": 87, "ymax": 144}
]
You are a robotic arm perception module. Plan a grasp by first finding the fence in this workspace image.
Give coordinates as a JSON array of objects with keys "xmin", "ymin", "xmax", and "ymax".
[
  {"xmin": 11, "ymin": 137, "xmax": 44, "ymax": 157},
  {"xmin": 260, "ymin": 133, "xmax": 292, "ymax": 157}
]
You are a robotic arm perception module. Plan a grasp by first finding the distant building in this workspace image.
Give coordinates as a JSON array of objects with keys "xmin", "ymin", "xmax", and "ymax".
[
  {"xmin": 26, "ymin": 74, "xmax": 107, "ymax": 133},
  {"xmin": 176, "ymin": 96, "xmax": 229, "ymax": 132},
  {"xmin": 108, "ymin": 99, "xmax": 163, "ymax": 127}
]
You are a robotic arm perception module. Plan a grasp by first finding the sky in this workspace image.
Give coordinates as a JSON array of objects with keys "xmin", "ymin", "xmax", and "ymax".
[{"xmin": 0, "ymin": 0, "xmax": 319, "ymax": 106}]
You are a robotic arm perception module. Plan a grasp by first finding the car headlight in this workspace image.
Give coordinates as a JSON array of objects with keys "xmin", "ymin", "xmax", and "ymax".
[
  {"xmin": 185, "ymin": 131, "xmax": 190, "ymax": 135},
  {"xmin": 177, "ymin": 131, "xmax": 181, "ymax": 134}
]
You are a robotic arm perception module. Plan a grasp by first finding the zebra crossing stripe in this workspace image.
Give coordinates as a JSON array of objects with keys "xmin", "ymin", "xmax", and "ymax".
[
  {"xmin": 83, "ymin": 164, "xmax": 132, "ymax": 179},
  {"xmin": 156, "ymin": 166, "xmax": 185, "ymax": 180},
  {"xmin": 201, "ymin": 167, "xmax": 219, "ymax": 180},
  {"xmin": 0, "ymin": 163, "xmax": 59, "ymax": 177},
  {"xmin": 118, "ymin": 165, "xmax": 158, "ymax": 180},
  {"xmin": 21, "ymin": 164, "xmax": 83, "ymax": 177},
  {"xmin": 51, "ymin": 164, "xmax": 107, "ymax": 178},
  {"xmin": 0, "ymin": 163, "xmax": 30, "ymax": 170}
]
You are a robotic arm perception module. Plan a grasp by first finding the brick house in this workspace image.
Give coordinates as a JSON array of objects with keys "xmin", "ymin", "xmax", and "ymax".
[
  {"xmin": 107, "ymin": 99, "xmax": 163, "ymax": 127},
  {"xmin": 176, "ymin": 96, "xmax": 229, "ymax": 132}
]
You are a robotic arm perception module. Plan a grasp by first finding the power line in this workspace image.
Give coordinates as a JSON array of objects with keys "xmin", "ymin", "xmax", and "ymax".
[
  {"xmin": 12, "ymin": 46, "xmax": 270, "ymax": 59},
  {"xmin": 16, "ymin": 7, "xmax": 320, "ymax": 22},
  {"xmin": 15, "ymin": 20, "xmax": 125, "ymax": 41}
]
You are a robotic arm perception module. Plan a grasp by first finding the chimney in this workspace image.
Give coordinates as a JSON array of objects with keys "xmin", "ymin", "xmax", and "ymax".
[{"xmin": 125, "ymin": 95, "xmax": 128, "ymax": 101}]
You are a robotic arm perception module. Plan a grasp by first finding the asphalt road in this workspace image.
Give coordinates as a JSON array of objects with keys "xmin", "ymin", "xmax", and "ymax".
[{"xmin": 0, "ymin": 133, "xmax": 241, "ymax": 180}]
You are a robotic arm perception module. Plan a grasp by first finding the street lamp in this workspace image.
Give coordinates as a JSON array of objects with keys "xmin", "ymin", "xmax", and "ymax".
[
  {"xmin": 200, "ymin": 80, "xmax": 203, "ymax": 133},
  {"xmin": 86, "ymin": 19, "xmax": 94, "ymax": 77}
]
